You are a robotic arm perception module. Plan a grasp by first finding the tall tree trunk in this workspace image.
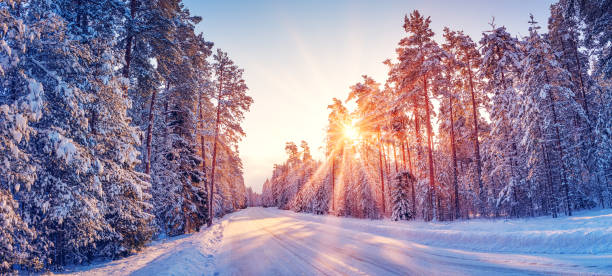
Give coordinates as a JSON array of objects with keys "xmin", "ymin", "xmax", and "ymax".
[
  {"xmin": 393, "ymin": 141, "xmax": 399, "ymax": 174},
  {"xmin": 422, "ymin": 77, "xmax": 436, "ymax": 221},
  {"xmin": 466, "ymin": 57, "xmax": 483, "ymax": 215},
  {"xmin": 406, "ymin": 140, "xmax": 414, "ymax": 175},
  {"xmin": 382, "ymin": 142, "xmax": 390, "ymax": 215},
  {"xmin": 571, "ymin": 35, "xmax": 590, "ymax": 119},
  {"xmin": 198, "ymin": 90, "xmax": 207, "ymax": 205},
  {"xmin": 405, "ymin": 140, "xmax": 416, "ymax": 215},
  {"xmin": 401, "ymin": 140, "xmax": 407, "ymax": 171},
  {"xmin": 449, "ymin": 95, "xmax": 460, "ymax": 220},
  {"xmin": 413, "ymin": 97, "xmax": 423, "ymax": 162},
  {"xmin": 542, "ymin": 142, "xmax": 558, "ymax": 218},
  {"xmin": 378, "ymin": 129, "xmax": 386, "ymax": 215},
  {"xmin": 208, "ymin": 70, "xmax": 224, "ymax": 227},
  {"xmin": 383, "ymin": 144, "xmax": 391, "ymax": 177},
  {"xmin": 123, "ymin": 0, "xmax": 137, "ymax": 78},
  {"xmin": 331, "ymin": 157, "xmax": 335, "ymax": 212},
  {"xmin": 544, "ymin": 73, "xmax": 572, "ymax": 216},
  {"xmin": 144, "ymin": 88, "xmax": 158, "ymax": 174}
]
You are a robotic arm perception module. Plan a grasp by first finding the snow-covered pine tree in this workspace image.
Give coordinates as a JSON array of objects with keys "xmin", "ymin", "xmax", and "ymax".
[
  {"xmin": 50, "ymin": 0, "xmax": 157, "ymax": 257},
  {"xmin": 520, "ymin": 15, "xmax": 589, "ymax": 216},
  {"xmin": 479, "ymin": 21, "xmax": 528, "ymax": 217},
  {"xmin": 1, "ymin": 3, "xmax": 47, "ymax": 270},
  {"xmin": 150, "ymin": 8, "xmax": 208, "ymax": 235},
  {"xmin": 208, "ymin": 49, "xmax": 252, "ymax": 225},
  {"xmin": 396, "ymin": 10, "xmax": 443, "ymax": 221},
  {"xmin": 439, "ymin": 28, "xmax": 463, "ymax": 220},
  {"xmin": 548, "ymin": 3, "xmax": 612, "ymax": 208},
  {"xmin": 557, "ymin": 0, "xmax": 611, "ymax": 79},
  {"xmin": 391, "ymin": 171, "xmax": 414, "ymax": 221},
  {"xmin": 0, "ymin": 190, "xmax": 38, "ymax": 273},
  {"xmin": 441, "ymin": 27, "xmax": 488, "ymax": 219},
  {"xmin": 312, "ymin": 171, "xmax": 331, "ymax": 215},
  {"xmin": 1, "ymin": 0, "xmax": 125, "ymax": 267}
]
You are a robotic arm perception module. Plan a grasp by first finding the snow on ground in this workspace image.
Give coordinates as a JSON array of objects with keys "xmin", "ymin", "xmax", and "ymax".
[
  {"xmin": 215, "ymin": 207, "xmax": 612, "ymax": 275},
  {"xmin": 275, "ymin": 207, "xmax": 612, "ymax": 254},
  {"xmin": 60, "ymin": 207, "xmax": 612, "ymax": 275},
  {"xmin": 58, "ymin": 220, "xmax": 226, "ymax": 276}
]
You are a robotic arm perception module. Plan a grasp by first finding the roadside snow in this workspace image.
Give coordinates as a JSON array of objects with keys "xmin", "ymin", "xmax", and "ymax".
[
  {"xmin": 57, "ymin": 208, "xmax": 612, "ymax": 275},
  {"xmin": 59, "ymin": 220, "xmax": 226, "ymax": 276},
  {"xmin": 273, "ymin": 208, "xmax": 612, "ymax": 255}
]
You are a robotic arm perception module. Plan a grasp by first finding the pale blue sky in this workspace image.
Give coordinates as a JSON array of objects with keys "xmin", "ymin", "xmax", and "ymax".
[{"xmin": 183, "ymin": 0, "xmax": 555, "ymax": 193}]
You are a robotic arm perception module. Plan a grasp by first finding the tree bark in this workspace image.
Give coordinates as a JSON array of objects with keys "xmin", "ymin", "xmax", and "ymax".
[
  {"xmin": 331, "ymin": 157, "xmax": 335, "ymax": 212},
  {"xmin": 208, "ymin": 68, "xmax": 224, "ymax": 227},
  {"xmin": 393, "ymin": 141, "xmax": 399, "ymax": 174},
  {"xmin": 544, "ymin": 72, "xmax": 572, "ymax": 216},
  {"xmin": 449, "ymin": 94, "xmax": 460, "ymax": 220},
  {"xmin": 378, "ymin": 129, "xmax": 386, "ymax": 215},
  {"xmin": 144, "ymin": 88, "xmax": 157, "ymax": 174},
  {"xmin": 198, "ymin": 90, "xmax": 207, "ymax": 213},
  {"xmin": 405, "ymin": 140, "xmax": 416, "ymax": 215},
  {"xmin": 123, "ymin": 0, "xmax": 137, "ymax": 78},
  {"xmin": 401, "ymin": 140, "xmax": 407, "ymax": 171},
  {"xmin": 466, "ymin": 57, "xmax": 484, "ymax": 215},
  {"xmin": 422, "ymin": 76, "xmax": 436, "ymax": 221}
]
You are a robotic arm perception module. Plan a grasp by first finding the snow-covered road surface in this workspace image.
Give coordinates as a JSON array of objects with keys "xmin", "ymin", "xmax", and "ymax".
[
  {"xmin": 63, "ymin": 207, "xmax": 612, "ymax": 275},
  {"xmin": 215, "ymin": 207, "xmax": 611, "ymax": 275}
]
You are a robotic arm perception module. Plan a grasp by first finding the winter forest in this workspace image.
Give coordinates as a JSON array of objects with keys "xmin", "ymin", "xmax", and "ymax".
[
  {"xmin": 261, "ymin": 1, "xmax": 612, "ymax": 222},
  {"xmin": 1, "ymin": 0, "xmax": 611, "ymax": 274},
  {"xmin": 1, "ymin": 0, "xmax": 252, "ymax": 272}
]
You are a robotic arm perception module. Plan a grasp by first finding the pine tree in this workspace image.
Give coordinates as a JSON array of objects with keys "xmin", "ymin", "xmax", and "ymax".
[
  {"xmin": 208, "ymin": 49, "xmax": 252, "ymax": 225},
  {"xmin": 520, "ymin": 15, "xmax": 589, "ymax": 217},
  {"xmin": 479, "ymin": 21, "xmax": 527, "ymax": 217},
  {"xmin": 396, "ymin": 11, "xmax": 443, "ymax": 221},
  {"xmin": 391, "ymin": 172, "xmax": 415, "ymax": 220}
]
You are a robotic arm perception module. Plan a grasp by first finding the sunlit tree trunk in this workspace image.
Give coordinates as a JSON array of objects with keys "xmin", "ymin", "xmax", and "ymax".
[
  {"xmin": 208, "ymin": 69, "xmax": 224, "ymax": 227},
  {"xmin": 422, "ymin": 77, "xmax": 436, "ymax": 221},
  {"xmin": 449, "ymin": 94, "xmax": 460, "ymax": 220},
  {"xmin": 393, "ymin": 141, "xmax": 399, "ymax": 173},
  {"xmin": 405, "ymin": 140, "xmax": 416, "ymax": 215},
  {"xmin": 413, "ymin": 97, "xmax": 423, "ymax": 161},
  {"xmin": 378, "ymin": 129, "xmax": 386, "ymax": 215},
  {"xmin": 331, "ymin": 157, "xmax": 335, "ymax": 212},
  {"xmin": 401, "ymin": 140, "xmax": 407, "ymax": 171},
  {"xmin": 466, "ymin": 57, "xmax": 483, "ymax": 215}
]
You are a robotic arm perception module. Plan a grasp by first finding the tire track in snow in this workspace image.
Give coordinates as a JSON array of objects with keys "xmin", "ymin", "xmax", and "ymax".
[
  {"xmin": 261, "ymin": 226, "xmax": 407, "ymax": 275},
  {"xmin": 260, "ymin": 227, "xmax": 338, "ymax": 276}
]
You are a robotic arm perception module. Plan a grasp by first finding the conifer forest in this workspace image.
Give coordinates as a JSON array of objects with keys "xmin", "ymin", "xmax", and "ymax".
[
  {"xmin": 261, "ymin": 3, "xmax": 611, "ymax": 223},
  {"xmin": 0, "ymin": 0, "xmax": 611, "ymax": 274}
]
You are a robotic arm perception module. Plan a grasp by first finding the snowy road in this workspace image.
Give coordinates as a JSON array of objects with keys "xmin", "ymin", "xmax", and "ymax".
[
  {"xmin": 215, "ymin": 208, "xmax": 611, "ymax": 276},
  {"xmin": 65, "ymin": 207, "xmax": 612, "ymax": 275}
]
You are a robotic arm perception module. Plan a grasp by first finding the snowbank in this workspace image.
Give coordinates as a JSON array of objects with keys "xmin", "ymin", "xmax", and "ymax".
[
  {"xmin": 268, "ymin": 208, "xmax": 612, "ymax": 254},
  {"xmin": 58, "ymin": 220, "xmax": 226, "ymax": 276}
]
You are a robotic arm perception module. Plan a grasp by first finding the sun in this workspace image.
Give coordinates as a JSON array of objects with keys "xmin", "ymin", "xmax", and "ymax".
[{"xmin": 343, "ymin": 120, "xmax": 360, "ymax": 142}]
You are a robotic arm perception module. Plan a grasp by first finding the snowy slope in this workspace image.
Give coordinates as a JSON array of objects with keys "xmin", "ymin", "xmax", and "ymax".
[{"xmin": 61, "ymin": 207, "xmax": 612, "ymax": 275}]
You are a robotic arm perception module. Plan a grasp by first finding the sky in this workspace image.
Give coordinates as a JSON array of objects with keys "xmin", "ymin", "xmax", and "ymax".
[{"xmin": 183, "ymin": 0, "xmax": 555, "ymax": 193}]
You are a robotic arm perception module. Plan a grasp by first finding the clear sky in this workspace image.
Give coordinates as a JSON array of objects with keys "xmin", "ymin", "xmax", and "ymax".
[{"xmin": 183, "ymin": 0, "xmax": 555, "ymax": 193}]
